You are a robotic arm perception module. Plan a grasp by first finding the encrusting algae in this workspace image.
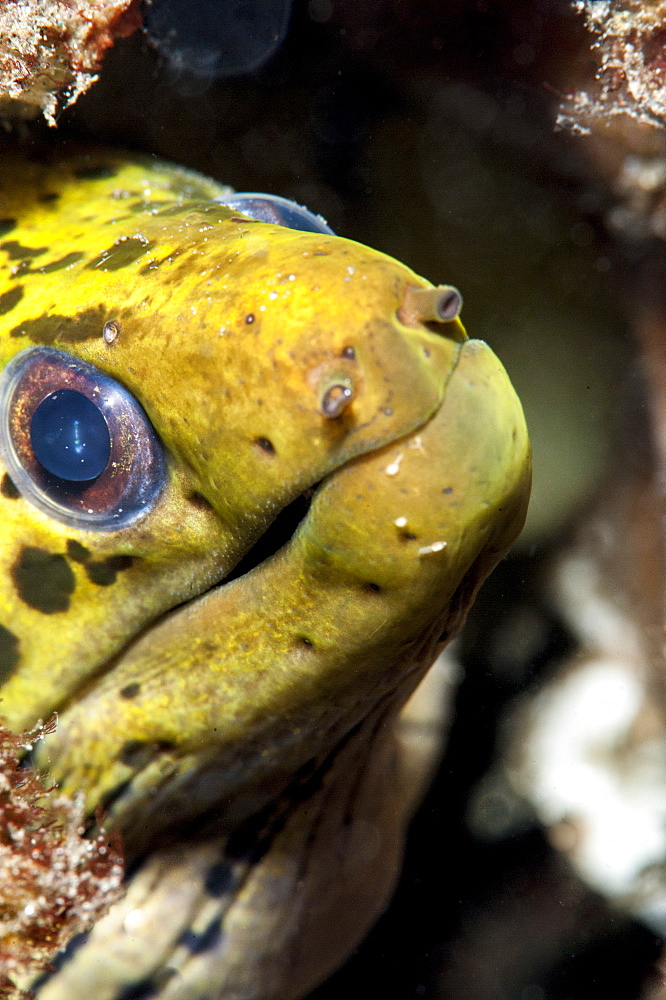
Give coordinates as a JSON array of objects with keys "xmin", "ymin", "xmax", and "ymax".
[{"xmin": 0, "ymin": 717, "xmax": 123, "ymax": 998}]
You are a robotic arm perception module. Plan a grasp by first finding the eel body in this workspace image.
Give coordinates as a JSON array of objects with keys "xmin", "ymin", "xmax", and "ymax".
[{"xmin": 0, "ymin": 150, "xmax": 530, "ymax": 999}]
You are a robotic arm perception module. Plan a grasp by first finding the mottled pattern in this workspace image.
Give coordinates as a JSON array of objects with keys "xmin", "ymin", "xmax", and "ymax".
[
  {"xmin": 1, "ymin": 473, "xmax": 19, "ymax": 498},
  {"xmin": 65, "ymin": 542, "xmax": 135, "ymax": 585},
  {"xmin": 1, "ymin": 240, "xmax": 48, "ymax": 260},
  {"xmin": 87, "ymin": 238, "xmax": 155, "ymax": 271},
  {"xmin": 37, "ymin": 252, "xmax": 85, "ymax": 273},
  {"xmin": 0, "ymin": 285, "xmax": 23, "ymax": 314},
  {"xmin": 10, "ymin": 305, "xmax": 109, "ymax": 342},
  {"xmin": 0, "ymin": 151, "xmax": 530, "ymax": 1000},
  {"xmin": 11, "ymin": 546, "xmax": 76, "ymax": 614},
  {"xmin": 0, "ymin": 622, "xmax": 20, "ymax": 683}
]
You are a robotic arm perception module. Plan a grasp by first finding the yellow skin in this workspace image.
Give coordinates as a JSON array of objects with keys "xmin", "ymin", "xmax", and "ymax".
[{"xmin": 0, "ymin": 151, "xmax": 530, "ymax": 999}]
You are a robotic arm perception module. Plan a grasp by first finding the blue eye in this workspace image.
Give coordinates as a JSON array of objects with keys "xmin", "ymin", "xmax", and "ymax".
[
  {"xmin": 30, "ymin": 389, "xmax": 111, "ymax": 483},
  {"xmin": 0, "ymin": 348, "xmax": 165, "ymax": 531},
  {"xmin": 215, "ymin": 193, "xmax": 335, "ymax": 235}
]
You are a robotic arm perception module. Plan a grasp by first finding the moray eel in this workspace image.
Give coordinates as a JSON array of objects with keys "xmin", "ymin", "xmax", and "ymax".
[{"xmin": 0, "ymin": 150, "xmax": 530, "ymax": 999}]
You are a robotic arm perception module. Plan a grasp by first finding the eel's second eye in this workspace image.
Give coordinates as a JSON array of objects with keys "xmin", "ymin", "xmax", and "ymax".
[
  {"xmin": 30, "ymin": 389, "xmax": 111, "ymax": 482},
  {"xmin": 0, "ymin": 347, "xmax": 165, "ymax": 530},
  {"xmin": 214, "ymin": 192, "xmax": 335, "ymax": 235}
]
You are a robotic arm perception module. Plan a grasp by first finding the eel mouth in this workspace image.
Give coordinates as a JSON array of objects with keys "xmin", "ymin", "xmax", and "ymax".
[
  {"xmin": 41, "ymin": 484, "xmax": 320, "ymax": 726},
  {"xmin": 222, "ymin": 488, "xmax": 316, "ymax": 586}
]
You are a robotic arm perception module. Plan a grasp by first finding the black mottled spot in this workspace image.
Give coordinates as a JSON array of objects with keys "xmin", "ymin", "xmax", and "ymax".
[
  {"xmin": 12, "ymin": 546, "xmax": 75, "ymax": 613},
  {"xmin": 255, "ymin": 436, "xmax": 275, "ymax": 454},
  {"xmin": 400, "ymin": 531, "xmax": 418, "ymax": 541},
  {"xmin": 114, "ymin": 980, "xmax": 160, "ymax": 1000},
  {"xmin": 178, "ymin": 917, "xmax": 223, "ymax": 955},
  {"xmin": 38, "ymin": 192, "xmax": 60, "ymax": 203},
  {"xmin": 223, "ymin": 758, "xmax": 331, "ymax": 867},
  {"xmin": 10, "ymin": 305, "xmax": 108, "ymax": 344},
  {"xmin": 0, "ymin": 624, "xmax": 20, "ymax": 684},
  {"xmin": 0, "ymin": 285, "xmax": 23, "ymax": 315},
  {"xmin": 225, "ymin": 810, "xmax": 274, "ymax": 863},
  {"xmin": 365, "ymin": 582, "xmax": 381, "ymax": 593},
  {"xmin": 203, "ymin": 862, "xmax": 234, "ymax": 898},
  {"xmin": 0, "ymin": 240, "xmax": 48, "ymax": 260},
  {"xmin": 66, "ymin": 539, "xmax": 91, "ymax": 563},
  {"xmin": 1, "ymin": 473, "xmax": 19, "ymax": 499},
  {"xmin": 38, "ymin": 251, "xmax": 84, "ymax": 274},
  {"xmin": 119, "ymin": 739, "xmax": 175, "ymax": 770},
  {"xmin": 86, "ymin": 555, "xmax": 135, "ymax": 586},
  {"xmin": 73, "ymin": 164, "xmax": 118, "ymax": 181},
  {"xmin": 442, "ymin": 486, "xmax": 453, "ymax": 494},
  {"xmin": 114, "ymin": 969, "xmax": 178, "ymax": 1000},
  {"xmin": 87, "ymin": 238, "xmax": 155, "ymax": 272},
  {"xmin": 0, "ymin": 218, "xmax": 16, "ymax": 237},
  {"xmin": 120, "ymin": 682, "xmax": 141, "ymax": 699}
]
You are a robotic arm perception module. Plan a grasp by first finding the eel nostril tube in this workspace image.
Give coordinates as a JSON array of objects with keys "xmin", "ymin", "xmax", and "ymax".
[
  {"xmin": 399, "ymin": 284, "xmax": 464, "ymax": 327},
  {"xmin": 320, "ymin": 381, "xmax": 354, "ymax": 418}
]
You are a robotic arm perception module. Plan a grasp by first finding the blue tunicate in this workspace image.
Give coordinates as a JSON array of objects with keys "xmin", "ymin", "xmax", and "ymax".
[
  {"xmin": 215, "ymin": 193, "xmax": 335, "ymax": 235},
  {"xmin": 30, "ymin": 390, "xmax": 111, "ymax": 482}
]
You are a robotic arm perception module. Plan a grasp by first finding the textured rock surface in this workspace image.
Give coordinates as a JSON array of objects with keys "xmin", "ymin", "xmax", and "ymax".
[
  {"xmin": 559, "ymin": 0, "xmax": 666, "ymax": 131},
  {"xmin": 0, "ymin": 0, "xmax": 141, "ymax": 126}
]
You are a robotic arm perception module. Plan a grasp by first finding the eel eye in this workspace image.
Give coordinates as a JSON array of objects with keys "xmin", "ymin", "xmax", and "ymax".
[
  {"xmin": 214, "ymin": 192, "xmax": 335, "ymax": 235},
  {"xmin": 31, "ymin": 390, "xmax": 111, "ymax": 482},
  {"xmin": 0, "ymin": 347, "xmax": 165, "ymax": 530}
]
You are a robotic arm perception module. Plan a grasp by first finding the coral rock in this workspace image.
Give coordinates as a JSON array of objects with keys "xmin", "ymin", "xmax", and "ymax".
[{"xmin": 0, "ymin": 0, "xmax": 142, "ymax": 126}]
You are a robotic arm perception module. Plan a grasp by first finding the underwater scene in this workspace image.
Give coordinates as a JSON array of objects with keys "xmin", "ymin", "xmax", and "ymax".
[{"xmin": 0, "ymin": 1, "xmax": 664, "ymax": 998}]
